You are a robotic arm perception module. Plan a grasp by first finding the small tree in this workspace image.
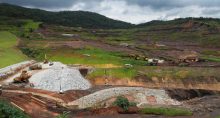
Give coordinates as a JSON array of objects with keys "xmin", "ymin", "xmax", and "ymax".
[{"xmin": 113, "ymin": 96, "xmax": 130, "ymax": 111}]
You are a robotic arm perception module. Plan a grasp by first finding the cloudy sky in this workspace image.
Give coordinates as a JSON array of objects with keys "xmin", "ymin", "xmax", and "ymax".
[{"xmin": 1, "ymin": 0, "xmax": 220, "ymax": 24}]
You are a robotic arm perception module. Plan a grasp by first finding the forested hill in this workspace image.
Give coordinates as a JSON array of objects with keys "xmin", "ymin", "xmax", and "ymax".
[
  {"xmin": 0, "ymin": 3, "xmax": 133, "ymax": 29},
  {"xmin": 136, "ymin": 17, "xmax": 220, "ymax": 28}
]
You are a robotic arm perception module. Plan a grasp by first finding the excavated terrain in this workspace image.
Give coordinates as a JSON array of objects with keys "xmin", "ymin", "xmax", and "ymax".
[{"xmin": 0, "ymin": 61, "xmax": 220, "ymax": 118}]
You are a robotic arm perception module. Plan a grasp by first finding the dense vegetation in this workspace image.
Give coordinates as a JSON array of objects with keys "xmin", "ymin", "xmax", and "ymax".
[
  {"xmin": 0, "ymin": 3, "xmax": 133, "ymax": 29},
  {"xmin": 0, "ymin": 100, "xmax": 30, "ymax": 118},
  {"xmin": 20, "ymin": 48, "xmax": 44, "ymax": 60}
]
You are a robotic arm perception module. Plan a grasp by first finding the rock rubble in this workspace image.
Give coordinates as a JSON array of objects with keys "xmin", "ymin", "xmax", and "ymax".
[{"xmin": 29, "ymin": 62, "xmax": 91, "ymax": 92}]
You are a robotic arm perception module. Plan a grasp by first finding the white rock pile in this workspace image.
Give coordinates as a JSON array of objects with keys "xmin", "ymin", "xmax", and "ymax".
[
  {"xmin": 29, "ymin": 62, "xmax": 91, "ymax": 92},
  {"xmin": 68, "ymin": 87, "xmax": 180, "ymax": 109}
]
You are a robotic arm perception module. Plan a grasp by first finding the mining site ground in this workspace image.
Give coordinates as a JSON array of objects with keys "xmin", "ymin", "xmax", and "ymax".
[
  {"xmin": 0, "ymin": 13, "xmax": 220, "ymax": 118},
  {"xmin": 0, "ymin": 61, "xmax": 220, "ymax": 118}
]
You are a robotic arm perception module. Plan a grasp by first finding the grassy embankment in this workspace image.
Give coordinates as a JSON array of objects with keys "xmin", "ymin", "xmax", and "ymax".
[
  {"xmin": 0, "ymin": 31, "xmax": 27, "ymax": 68},
  {"xmin": 0, "ymin": 18, "xmax": 41, "ymax": 68}
]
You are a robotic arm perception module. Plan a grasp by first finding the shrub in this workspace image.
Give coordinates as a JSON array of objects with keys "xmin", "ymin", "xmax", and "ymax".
[{"xmin": 113, "ymin": 96, "xmax": 130, "ymax": 111}]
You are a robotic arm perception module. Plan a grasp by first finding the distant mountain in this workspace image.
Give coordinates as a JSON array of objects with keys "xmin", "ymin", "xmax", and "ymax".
[
  {"xmin": 0, "ymin": 3, "xmax": 133, "ymax": 29},
  {"xmin": 135, "ymin": 17, "xmax": 220, "ymax": 47},
  {"xmin": 137, "ymin": 17, "xmax": 220, "ymax": 29},
  {"xmin": 1, "ymin": 3, "xmax": 220, "ymax": 30}
]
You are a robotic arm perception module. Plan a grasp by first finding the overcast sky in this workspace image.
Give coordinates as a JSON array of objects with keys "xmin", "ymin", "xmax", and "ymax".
[{"xmin": 1, "ymin": 0, "xmax": 220, "ymax": 24}]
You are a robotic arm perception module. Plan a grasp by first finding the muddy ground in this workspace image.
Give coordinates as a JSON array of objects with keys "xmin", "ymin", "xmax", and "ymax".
[
  {"xmin": 2, "ymin": 24, "xmax": 220, "ymax": 117},
  {"xmin": 1, "ymin": 85, "xmax": 220, "ymax": 118},
  {"xmin": 69, "ymin": 96, "xmax": 220, "ymax": 118}
]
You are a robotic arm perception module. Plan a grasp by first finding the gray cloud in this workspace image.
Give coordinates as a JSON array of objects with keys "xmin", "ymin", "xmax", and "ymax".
[
  {"xmin": 0, "ymin": 0, "xmax": 75, "ymax": 8},
  {"xmin": 1, "ymin": 0, "xmax": 220, "ymax": 24},
  {"xmin": 127, "ymin": 0, "xmax": 220, "ymax": 9}
]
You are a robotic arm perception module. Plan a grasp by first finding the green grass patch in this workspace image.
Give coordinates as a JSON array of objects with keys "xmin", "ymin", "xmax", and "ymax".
[
  {"xmin": 140, "ymin": 107, "xmax": 193, "ymax": 116},
  {"xmin": 138, "ymin": 66, "xmax": 220, "ymax": 80},
  {"xmin": 201, "ymin": 56, "xmax": 220, "ymax": 62},
  {"xmin": 0, "ymin": 99, "xmax": 30, "ymax": 118},
  {"xmin": 48, "ymin": 47, "xmax": 145, "ymax": 79},
  {"xmin": 0, "ymin": 31, "xmax": 27, "ymax": 68},
  {"xmin": 216, "ymin": 116, "xmax": 220, "ymax": 118},
  {"xmin": 88, "ymin": 68, "xmax": 138, "ymax": 79},
  {"xmin": 50, "ymin": 47, "xmax": 146, "ymax": 66}
]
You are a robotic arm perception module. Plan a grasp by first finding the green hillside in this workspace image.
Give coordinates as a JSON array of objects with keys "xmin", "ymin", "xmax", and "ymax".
[
  {"xmin": 0, "ymin": 31, "xmax": 27, "ymax": 68},
  {"xmin": 0, "ymin": 3, "xmax": 133, "ymax": 29},
  {"xmin": 137, "ymin": 17, "xmax": 220, "ymax": 27}
]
